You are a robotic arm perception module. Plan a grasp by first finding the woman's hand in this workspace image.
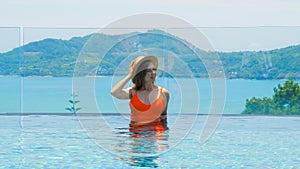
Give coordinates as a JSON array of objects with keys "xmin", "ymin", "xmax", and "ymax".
[{"xmin": 128, "ymin": 60, "xmax": 136, "ymax": 78}]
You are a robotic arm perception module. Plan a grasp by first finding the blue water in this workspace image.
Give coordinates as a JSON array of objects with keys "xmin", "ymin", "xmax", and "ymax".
[
  {"xmin": 0, "ymin": 77, "xmax": 287, "ymax": 114},
  {"xmin": 1, "ymin": 114, "xmax": 299, "ymax": 168},
  {"xmin": 2, "ymin": 77, "xmax": 299, "ymax": 167}
]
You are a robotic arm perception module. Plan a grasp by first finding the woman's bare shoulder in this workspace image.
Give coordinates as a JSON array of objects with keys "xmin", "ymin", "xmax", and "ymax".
[{"xmin": 161, "ymin": 87, "xmax": 169, "ymax": 96}]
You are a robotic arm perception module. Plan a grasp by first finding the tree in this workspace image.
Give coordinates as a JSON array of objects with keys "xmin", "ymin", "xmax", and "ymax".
[
  {"xmin": 273, "ymin": 79, "xmax": 300, "ymax": 109},
  {"xmin": 242, "ymin": 79, "xmax": 300, "ymax": 115},
  {"xmin": 242, "ymin": 97, "xmax": 274, "ymax": 115}
]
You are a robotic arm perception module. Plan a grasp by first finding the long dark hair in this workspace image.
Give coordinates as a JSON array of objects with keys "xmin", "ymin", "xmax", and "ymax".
[{"xmin": 132, "ymin": 69, "xmax": 148, "ymax": 90}]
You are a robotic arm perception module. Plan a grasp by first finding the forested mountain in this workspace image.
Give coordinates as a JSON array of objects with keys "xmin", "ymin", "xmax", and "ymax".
[
  {"xmin": 219, "ymin": 45, "xmax": 300, "ymax": 79},
  {"xmin": 0, "ymin": 30, "xmax": 299, "ymax": 79}
]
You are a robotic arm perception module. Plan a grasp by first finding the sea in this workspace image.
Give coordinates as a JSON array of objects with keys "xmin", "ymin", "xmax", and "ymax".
[
  {"xmin": 1, "ymin": 77, "xmax": 300, "ymax": 168},
  {"xmin": 0, "ymin": 76, "xmax": 289, "ymax": 114}
]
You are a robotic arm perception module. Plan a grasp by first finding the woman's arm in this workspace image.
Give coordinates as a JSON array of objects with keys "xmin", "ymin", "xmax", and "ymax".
[
  {"xmin": 161, "ymin": 88, "xmax": 170, "ymax": 118},
  {"xmin": 160, "ymin": 88, "xmax": 169, "ymax": 127},
  {"xmin": 110, "ymin": 75, "xmax": 132, "ymax": 99},
  {"xmin": 110, "ymin": 60, "xmax": 135, "ymax": 100}
]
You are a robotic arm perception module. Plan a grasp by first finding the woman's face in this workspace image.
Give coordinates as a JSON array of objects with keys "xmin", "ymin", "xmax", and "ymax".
[{"xmin": 144, "ymin": 62, "xmax": 157, "ymax": 83}]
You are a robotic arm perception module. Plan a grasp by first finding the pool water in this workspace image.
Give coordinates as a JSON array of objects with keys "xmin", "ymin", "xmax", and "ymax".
[{"xmin": 1, "ymin": 114, "xmax": 300, "ymax": 168}]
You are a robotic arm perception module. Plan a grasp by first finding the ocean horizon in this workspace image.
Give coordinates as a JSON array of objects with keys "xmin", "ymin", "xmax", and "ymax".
[{"xmin": 1, "ymin": 76, "xmax": 291, "ymax": 114}]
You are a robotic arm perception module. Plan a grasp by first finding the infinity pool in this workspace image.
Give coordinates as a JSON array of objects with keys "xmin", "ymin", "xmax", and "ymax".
[{"xmin": 1, "ymin": 114, "xmax": 299, "ymax": 168}]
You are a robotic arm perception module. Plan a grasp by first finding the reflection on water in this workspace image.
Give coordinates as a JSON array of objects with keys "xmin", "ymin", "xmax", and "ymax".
[
  {"xmin": 129, "ymin": 156, "xmax": 159, "ymax": 168},
  {"xmin": 114, "ymin": 122, "xmax": 169, "ymax": 168},
  {"xmin": 1, "ymin": 115, "xmax": 300, "ymax": 168}
]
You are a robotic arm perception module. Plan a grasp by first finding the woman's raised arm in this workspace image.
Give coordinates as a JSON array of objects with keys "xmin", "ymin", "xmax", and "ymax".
[
  {"xmin": 110, "ymin": 75, "xmax": 132, "ymax": 99},
  {"xmin": 110, "ymin": 60, "xmax": 135, "ymax": 99}
]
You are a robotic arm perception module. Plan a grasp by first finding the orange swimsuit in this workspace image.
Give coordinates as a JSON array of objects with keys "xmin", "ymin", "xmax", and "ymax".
[{"xmin": 129, "ymin": 87, "xmax": 165, "ymax": 125}]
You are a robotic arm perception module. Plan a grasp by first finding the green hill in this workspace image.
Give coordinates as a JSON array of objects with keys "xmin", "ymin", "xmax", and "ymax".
[{"xmin": 0, "ymin": 30, "xmax": 299, "ymax": 79}]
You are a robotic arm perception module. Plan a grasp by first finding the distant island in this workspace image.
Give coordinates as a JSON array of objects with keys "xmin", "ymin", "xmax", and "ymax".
[
  {"xmin": 242, "ymin": 79, "xmax": 300, "ymax": 115},
  {"xmin": 0, "ymin": 29, "xmax": 300, "ymax": 79}
]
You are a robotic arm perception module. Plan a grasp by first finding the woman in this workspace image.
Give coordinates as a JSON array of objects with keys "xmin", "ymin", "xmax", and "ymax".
[{"xmin": 111, "ymin": 56, "xmax": 169, "ymax": 131}]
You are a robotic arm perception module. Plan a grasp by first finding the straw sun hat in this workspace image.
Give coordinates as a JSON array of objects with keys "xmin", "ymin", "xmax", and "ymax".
[{"xmin": 131, "ymin": 55, "xmax": 158, "ymax": 79}]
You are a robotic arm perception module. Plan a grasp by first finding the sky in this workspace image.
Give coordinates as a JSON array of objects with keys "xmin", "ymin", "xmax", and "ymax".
[{"xmin": 1, "ymin": 0, "xmax": 300, "ymax": 52}]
